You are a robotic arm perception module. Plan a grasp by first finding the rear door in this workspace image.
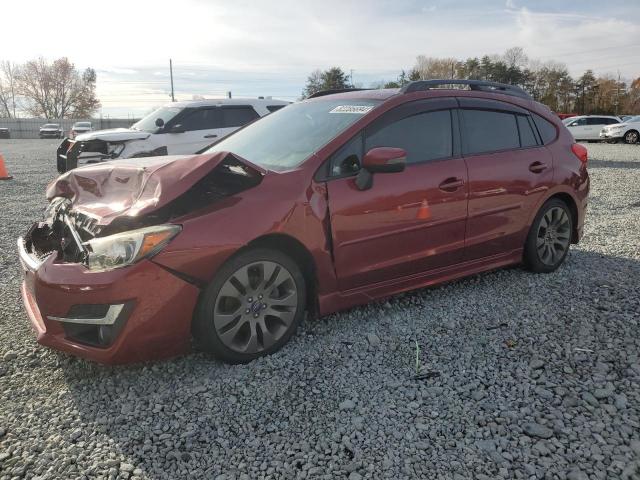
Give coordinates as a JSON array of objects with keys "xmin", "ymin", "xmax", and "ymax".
[
  {"xmin": 326, "ymin": 98, "xmax": 469, "ymax": 291},
  {"xmin": 585, "ymin": 117, "xmax": 610, "ymax": 140},
  {"xmin": 218, "ymin": 106, "xmax": 260, "ymax": 140},
  {"xmin": 460, "ymin": 99, "xmax": 554, "ymax": 261}
]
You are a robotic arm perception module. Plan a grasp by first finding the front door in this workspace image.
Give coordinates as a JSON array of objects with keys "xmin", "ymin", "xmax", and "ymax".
[
  {"xmin": 566, "ymin": 117, "xmax": 590, "ymax": 140},
  {"xmin": 326, "ymin": 101, "xmax": 468, "ymax": 291}
]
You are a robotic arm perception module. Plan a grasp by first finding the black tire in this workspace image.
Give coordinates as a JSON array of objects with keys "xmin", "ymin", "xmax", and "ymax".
[
  {"xmin": 624, "ymin": 130, "xmax": 639, "ymax": 144},
  {"xmin": 524, "ymin": 198, "xmax": 573, "ymax": 273},
  {"xmin": 193, "ymin": 248, "xmax": 306, "ymax": 364}
]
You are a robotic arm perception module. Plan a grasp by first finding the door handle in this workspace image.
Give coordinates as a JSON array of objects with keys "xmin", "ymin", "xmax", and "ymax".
[
  {"xmin": 529, "ymin": 161, "xmax": 548, "ymax": 173},
  {"xmin": 204, "ymin": 134, "xmax": 218, "ymax": 139},
  {"xmin": 438, "ymin": 177, "xmax": 464, "ymax": 191}
]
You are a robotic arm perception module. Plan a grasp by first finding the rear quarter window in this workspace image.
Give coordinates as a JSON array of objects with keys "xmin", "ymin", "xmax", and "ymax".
[{"xmin": 532, "ymin": 113, "xmax": 558, "ymax": 144}]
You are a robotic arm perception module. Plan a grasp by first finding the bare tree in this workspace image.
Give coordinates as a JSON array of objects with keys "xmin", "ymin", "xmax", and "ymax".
[
  {"xmin": 16, "ymin": 57, "xmax": 100, "ymax": 118},
  {"xmin": 502, "ymin": 47, "xmax": 528, "ymax": 68},
  {"xmin": 413, "ymin": 56, "xmax": 459, "ymax": 79},
  {"xmin": 0, "ymin": 61, "xmax": 18, "ymax": 118}
]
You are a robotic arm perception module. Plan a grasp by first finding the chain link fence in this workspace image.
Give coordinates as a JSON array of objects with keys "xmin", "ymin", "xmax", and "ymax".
[{"xmin": 0, "ymin": 118, "xmax": 139, "ymax": 139}]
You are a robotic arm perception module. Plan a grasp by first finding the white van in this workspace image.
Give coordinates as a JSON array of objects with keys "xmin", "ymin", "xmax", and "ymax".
[{"xmin": 57, "ymin": 98, "xmax": 289, "ymax": 173}]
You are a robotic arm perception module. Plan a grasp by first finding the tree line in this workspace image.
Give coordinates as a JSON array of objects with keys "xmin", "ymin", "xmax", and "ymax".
[
  {"xmin": 303, "ymin": 47, "xmax": 640, "ymax": 115},
  {"xmin": 0, "ymin": 57, "xmax": 100, "ymax": 119}
]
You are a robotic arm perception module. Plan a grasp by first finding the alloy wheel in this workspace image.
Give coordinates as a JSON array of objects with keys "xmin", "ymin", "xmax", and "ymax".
[
  {"xmin": 625, "ymin": 131, "xmax": 639, "ymax": 144},
  {"xmin": 536, "ymin": 207, "xmax": 571, "ymax": 266},
  {"xmin": 213, "ymin": 261, "xmax": 298, "ymax": 354}
]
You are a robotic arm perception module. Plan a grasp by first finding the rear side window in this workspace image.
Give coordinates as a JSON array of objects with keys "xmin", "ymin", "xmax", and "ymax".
[
  {"xmin": 179, "ymin": 108, "xmax": 223, "ymax": 131},
  {"xmin": 267, "ymin": 105, "xmax": 285, "ymax": 113},
  {"xmin": 587, "ymin": 117, "xmax": 608, "ymax": 126},
  {"xmin": 461, "ymin": 110, "xmax": 519, "ymax": 154},
  {"xmin": 517, "ymin": 115, "xmax": 539, "ymax": 148},
  {"xmin": 222, "ymin": 107, "xmax": 260, "ymax": 128},
  {"xmin": 365, "ymin": 110, "xmax": 453, "ymax": 164},
  {"xmin": 532, "ymin": 113, "xmax": 557, "ymax": 144}
]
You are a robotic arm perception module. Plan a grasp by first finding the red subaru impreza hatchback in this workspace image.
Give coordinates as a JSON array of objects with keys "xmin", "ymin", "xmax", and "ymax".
[{"xmin": 18, "ymin": 80, "xmax": 589, "ymax": 364}]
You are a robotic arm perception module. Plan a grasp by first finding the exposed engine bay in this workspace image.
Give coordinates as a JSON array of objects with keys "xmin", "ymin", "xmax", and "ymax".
[{"xmin": 25, "ymin": 153, "xmax": 263, "ymax": 267}]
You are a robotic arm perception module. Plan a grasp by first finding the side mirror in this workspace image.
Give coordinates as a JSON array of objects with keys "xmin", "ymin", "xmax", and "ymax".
[
  {"xmin": 155, "ymin": 118, "xmax": 165, "ymax": 127},
  {"xmin": 355, "ymin": 147, "xmax": 406, "ymax": 190}
]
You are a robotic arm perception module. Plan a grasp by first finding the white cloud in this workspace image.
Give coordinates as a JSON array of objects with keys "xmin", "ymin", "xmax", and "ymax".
[{"xmin": 3, "ymin": 0, "xmax": 638, "ymax": 116}]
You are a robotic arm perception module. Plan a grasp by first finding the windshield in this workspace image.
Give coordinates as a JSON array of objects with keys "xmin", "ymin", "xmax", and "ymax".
[
  {"xmin": 624, "ymin": 115, "xmax": 640, "ymax": 124},
  {"xmin": 131, "ymin": 107, "xmax": 182, "ymax": 133},
  {"xmin": 43, "ymin": 124, "xmax": 59, "ymax": 128},
  {"xmin": 204, "ymin": 99, "xmax": 381, "ymax": 171},
  {"xmin": 75, "ymin": 122, "xmax": 91, "ymax": 127}
]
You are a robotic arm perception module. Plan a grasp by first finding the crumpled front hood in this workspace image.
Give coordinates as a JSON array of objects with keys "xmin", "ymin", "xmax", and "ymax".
[
  {"xmin": 75, "ymin": 128, "xmax": 150, "ymax": 142},
  {"xmin": 46, "ymin": 152, "xmax": 265, "ymax": 226}
]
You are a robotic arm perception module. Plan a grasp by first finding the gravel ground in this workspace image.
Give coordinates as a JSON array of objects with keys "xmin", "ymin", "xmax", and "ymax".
[{"xmin": 0, "ymin": 139, "xmax": 639, "ymax": 480}]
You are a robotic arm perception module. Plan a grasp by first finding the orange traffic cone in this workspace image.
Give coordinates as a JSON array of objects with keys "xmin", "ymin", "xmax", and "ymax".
[
  {"xmin": 416, "ymin": 199, "xmax": 431, "ymax": 220},
  {"xmin": 0, "ymin": 154, "xmax": 12, "ymax": 180}
]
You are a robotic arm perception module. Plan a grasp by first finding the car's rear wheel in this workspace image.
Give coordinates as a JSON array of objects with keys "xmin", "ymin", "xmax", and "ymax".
[
  {"xmin": 193, "ymin": 248, "xmax": 306, "ymax": 364},
  {"xmin": 624, "ymin": 130, "xmax": 639, "ymax": 144},
  {"xmin": 524, "ymin": 199, "xmax": 573, "ymax": 273}
]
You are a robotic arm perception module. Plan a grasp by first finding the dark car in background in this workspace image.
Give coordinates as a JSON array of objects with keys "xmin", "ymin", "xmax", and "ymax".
[
  {"xmin": 0, "ymin": 127, "xmax": 9, "ymax": 139},
  {"xmin": 39, "ymin": 124, "xmax": 63, "ymax": 139},
  {"xmin": 19, "ymin": 80, "xmax": 589, "ymax": 365}
]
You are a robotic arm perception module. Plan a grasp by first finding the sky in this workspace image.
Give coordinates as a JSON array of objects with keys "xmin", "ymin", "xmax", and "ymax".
[{"xmin": 2, "ymin": 0, "xmax": 639, "ymax": 117}]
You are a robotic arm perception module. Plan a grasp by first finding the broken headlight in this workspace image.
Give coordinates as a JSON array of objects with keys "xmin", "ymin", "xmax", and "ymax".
[
  {"xmin": 83, "ymin": 224, "xmax": 181, "ymax": 272},
  {"xmin": 107, "ymin": 143, "xmax": 125, "ymax": 157}
]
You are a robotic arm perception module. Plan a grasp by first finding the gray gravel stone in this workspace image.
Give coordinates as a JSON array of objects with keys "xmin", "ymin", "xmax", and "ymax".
[
  {"xmin": 366, "ymin": 333, "xmax": 381, "ymax": 347},
  {"xmin": 339, "ymin": 399, "xmax": 356, "ymax": 411},
  {"xmin": 522, "ymin": 423, "xmax": 554, "ymax": 439}
]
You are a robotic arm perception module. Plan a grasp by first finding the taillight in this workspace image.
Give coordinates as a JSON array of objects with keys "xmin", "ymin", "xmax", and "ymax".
[{"xmin": 571, "ymin": 143, "xmax": 588, "ymax": 165}]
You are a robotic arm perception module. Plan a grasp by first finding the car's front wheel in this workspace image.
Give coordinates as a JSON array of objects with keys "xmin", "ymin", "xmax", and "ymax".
[
  {"xmin": 624, "ymin": 130, "xmax": 639, "ymax": 144},
  {"xmin": 524, "ymin": 199, "xmax": 573, "ymax": 273},
  {"xmin": 193, "ymin": 248, "xmax": 306, "ymax": 363}
]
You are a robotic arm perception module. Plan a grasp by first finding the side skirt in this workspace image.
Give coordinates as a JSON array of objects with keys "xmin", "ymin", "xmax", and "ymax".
[{"xmin": 317, "ymin": 248, "xmax": 523, "ymax": 316}]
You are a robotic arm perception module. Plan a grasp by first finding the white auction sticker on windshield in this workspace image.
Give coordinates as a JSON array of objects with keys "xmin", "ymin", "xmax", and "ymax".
[{"xmin": 329, "ymin": 105, "xmax": 374, "ymax": 114}]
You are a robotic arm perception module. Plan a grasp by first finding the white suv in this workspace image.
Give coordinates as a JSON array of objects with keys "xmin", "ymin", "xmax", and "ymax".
[
  {"xmin": 563, "ymin": 115, "xmax": 620, "ymax": 141},
  {"xmin": 600, "ymin": 115, "xmax": 640, "ymax": 144},
  {"xmin": 57, "ymin": 98, "xmax": 289, "ymax": 173}
]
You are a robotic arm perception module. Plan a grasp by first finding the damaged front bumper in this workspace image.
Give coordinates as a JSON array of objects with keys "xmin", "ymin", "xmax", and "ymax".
[{"xmin": 17, "ymin": 204, "xmax": 199, "ymax": 364}]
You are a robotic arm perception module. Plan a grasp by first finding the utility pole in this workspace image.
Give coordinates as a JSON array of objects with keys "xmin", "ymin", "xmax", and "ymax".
[
  {"xmin": 8, "ymin": 63, "xmax": 16, "ymax": 118},
  {"xmin": 169, "ymin": 59, "xmax": 175, "ymax": 102},
  {"xmin": 616, "ymin": 71, "xmax": 621, "ymax": 117},
  {"xmin": 350, "ymin": 69, "xmax": 354, "ymax": 87}
]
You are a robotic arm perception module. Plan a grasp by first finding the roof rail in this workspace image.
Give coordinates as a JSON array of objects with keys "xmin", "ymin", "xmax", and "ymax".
[
  {"xmin": 307, "ymin": 88, "xmax": 371, "ymax": 99},
  {"xmin": 400, "ymin": 79, "xmax": 532, "ymax": 100}
]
